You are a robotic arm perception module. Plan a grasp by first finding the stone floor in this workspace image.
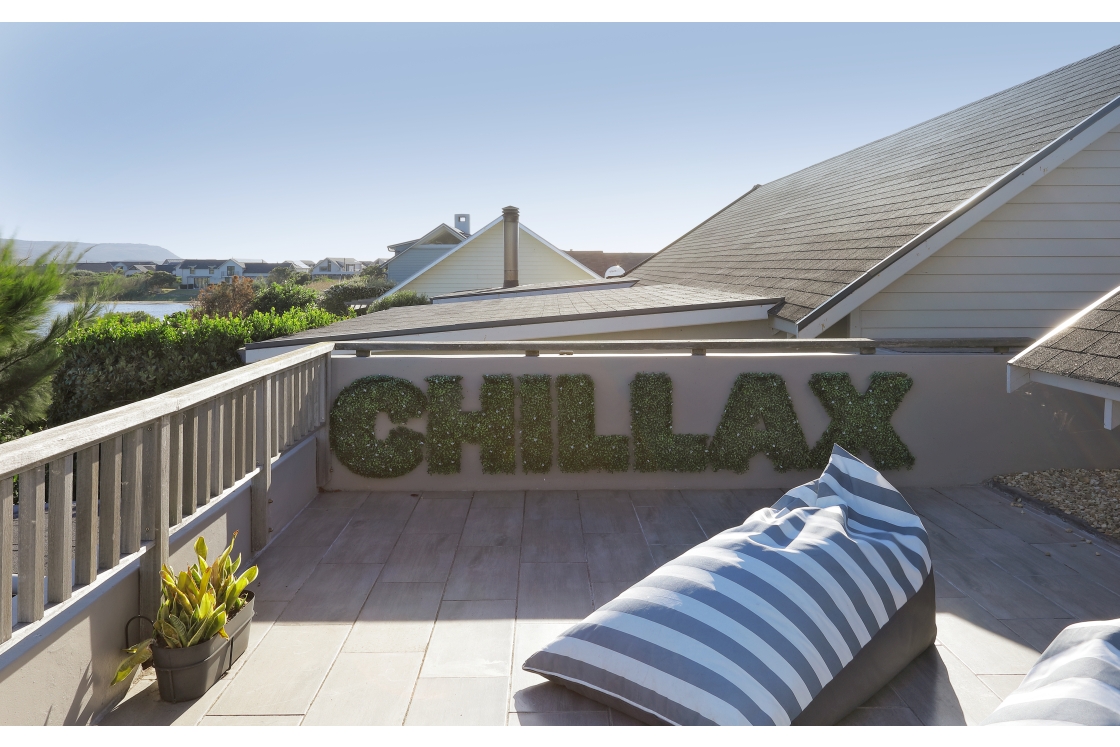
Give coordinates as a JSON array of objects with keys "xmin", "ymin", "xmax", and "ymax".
[{"xmin": 101, "ymin": 485, "xmax": 1120, "ymax": 726}]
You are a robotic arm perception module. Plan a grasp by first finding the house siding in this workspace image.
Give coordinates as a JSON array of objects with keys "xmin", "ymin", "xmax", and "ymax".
[
  {"xmin": 386, "ymin": 246, "xmax": 456, "ymax": 284},
  {"xmin": 856, "ymin": 124, "xmax": 1120, "ymax": 339},
  {"xmin": 396, "ymin": 223, "xmax": 596, "ymax": 295}
]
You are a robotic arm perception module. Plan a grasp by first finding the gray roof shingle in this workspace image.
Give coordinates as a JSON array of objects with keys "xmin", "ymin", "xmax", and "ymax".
[
  {"xmin": 247, "ymin": 284, "xmax": 777, "ymax": 349},
  {"xmin": 629, "ymin": 45, "xmax": 1120, "ymax": 325},
  {"xmin": 1012, "ymin": 286, "xmax": 1120, "ymax": 386}
]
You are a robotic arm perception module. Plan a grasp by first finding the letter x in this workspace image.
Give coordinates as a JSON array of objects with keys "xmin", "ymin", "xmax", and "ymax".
[{"xmin": 808, "ymin": 372, "xmax": 914, "ymax": 470}]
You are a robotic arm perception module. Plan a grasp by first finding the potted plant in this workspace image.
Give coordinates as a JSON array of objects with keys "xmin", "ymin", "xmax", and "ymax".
[{"xmin": 113, "ymin": 532, "xmax": 258, "ymax": 702}]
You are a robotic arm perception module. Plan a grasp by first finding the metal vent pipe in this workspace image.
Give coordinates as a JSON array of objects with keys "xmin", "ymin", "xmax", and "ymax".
[{"xmin": 502, "ymin": 206, "xmax": 519, "ymax": 288}]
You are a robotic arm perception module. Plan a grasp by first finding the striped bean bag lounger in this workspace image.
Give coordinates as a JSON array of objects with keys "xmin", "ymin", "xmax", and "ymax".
[
  {"xmin": 984, "ymin": 619, "xmax": 1120, "ymax": 725},
  {"xmin": 523, "ymin": 444, "xmax": 936, "ymax": 725}
]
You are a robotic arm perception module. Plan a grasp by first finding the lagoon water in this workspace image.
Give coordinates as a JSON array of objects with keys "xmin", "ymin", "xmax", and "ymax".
[{"xmin": 50, "ymin": 301, "xmax": 192, "ymax": 319}]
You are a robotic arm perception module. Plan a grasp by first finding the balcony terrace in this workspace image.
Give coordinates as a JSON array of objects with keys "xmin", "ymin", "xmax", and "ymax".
[{"xmin": 3, "ymin": 339, "xmax": 1119, "ymax": 725}]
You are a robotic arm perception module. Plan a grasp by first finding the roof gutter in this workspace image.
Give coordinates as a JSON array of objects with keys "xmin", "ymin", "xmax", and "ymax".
[{"xmin": 796, "ymin": 92, "xmax": 1120, "ymax": 333}]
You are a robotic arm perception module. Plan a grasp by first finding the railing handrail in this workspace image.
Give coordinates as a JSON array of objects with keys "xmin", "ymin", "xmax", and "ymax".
[
  {"xmin": 0, "ymin": 342, "xmax": 334, "ymax": 481},
  {"xmin": 334, "ymin": 337, "xmax": 1033, "ymax": 354}
]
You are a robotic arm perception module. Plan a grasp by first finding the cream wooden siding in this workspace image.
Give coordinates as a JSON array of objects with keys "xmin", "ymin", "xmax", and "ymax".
[
  {"xmin": 396, "ymin": 223, "xmax": 596, "ymax": 296},
  {"xmin": 857, "ymin": 124, "xmax": 1120, "ymax": 339}
]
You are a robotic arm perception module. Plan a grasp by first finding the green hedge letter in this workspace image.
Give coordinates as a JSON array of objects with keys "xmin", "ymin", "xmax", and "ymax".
[
  {"xmin": 518, "ymin": 374, "xmax": 553, "ymax": 474},
  {"xmin": 426, "ymin": 375, "xmax": 515, "ymax": 475},
  {"xmin": 808, "ymin": 372, "xmax": 915, "ymax": 471},
  {"xmin": 329, "ymin": 375, "xmax": 427, "ymax": 478},
  {"xmin": 630, "ymin": 373, "xmax": 710, "ymax": 473},
  {"xmin": 557, "ymin": 374, "xmax": 629, "ymax": 473},
  {"xmin": 709, "ymin": 373, "xmax": 811, "ymax": 473}
]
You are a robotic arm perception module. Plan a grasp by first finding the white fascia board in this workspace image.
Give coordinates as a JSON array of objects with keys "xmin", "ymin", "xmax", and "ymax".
[
  {"xmin": 1008, "ymin": 364, "xmax": 1120, "ymax": 430},
  {"xmin": 518, "ymin": 224, "xmax": 599, "ymax": 278},
  {"xmin": 770, "ymin": 315, "xmax": 798, "ymax": 336},
  {"xmin": 798, "ymin": 100, "xmax": 1120, "ymax": 339},
  {"xmin": 242, "ymin": 303, "xmax": 774, "ymax": 361},
  {"xmin": 393, "ymin": 216, "xmax": 504, "ymax": 293}
]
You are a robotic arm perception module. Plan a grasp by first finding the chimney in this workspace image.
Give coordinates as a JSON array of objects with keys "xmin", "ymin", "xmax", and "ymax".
[
  {"xmin": 502, "ymin": 206, "xmax": 519, "ymax": 288},
  {"xmin": 454, "ymin": 213, "xmax": 470, "ymax": 236}
]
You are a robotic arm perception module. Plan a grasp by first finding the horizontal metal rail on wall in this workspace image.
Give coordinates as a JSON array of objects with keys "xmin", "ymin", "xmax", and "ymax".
[
  {"xmin": 0, "ymin": 341, "xmax": 334, "ymax": 645},
  {"xmin": 334, "ymin": 337, "xmax": 1034, "ymax": 357}
]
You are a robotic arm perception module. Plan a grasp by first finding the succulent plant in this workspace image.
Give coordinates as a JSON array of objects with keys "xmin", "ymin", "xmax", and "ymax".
[{"xmin": 112, "ymin": 532, "xmax": 259, "ymax": 685}]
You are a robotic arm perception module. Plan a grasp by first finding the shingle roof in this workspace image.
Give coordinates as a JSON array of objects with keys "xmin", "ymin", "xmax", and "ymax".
[
  {"xmin": 1010, "ymin": 287, "xmax": 1120, "ymax": 387},
  {"xmin": 629, "ymin": 45, "xmax": 1120, "ymax": 325},
  {"xmin": 432, "ymin": 277, "xmax": 634, "ymax": 302},
  {"xmin": 247, "ymin": 284, "xmax": 778, "ymax": 349}
]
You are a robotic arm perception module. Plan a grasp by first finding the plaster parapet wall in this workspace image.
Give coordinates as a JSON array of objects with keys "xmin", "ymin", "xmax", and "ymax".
[
  {"xmin": 326, "ymin": 352, "xmax": 1120, "ymax": 491},
  {"xmin": 0, "ymin": 435, "xmax": 319, "ymax": 726}
]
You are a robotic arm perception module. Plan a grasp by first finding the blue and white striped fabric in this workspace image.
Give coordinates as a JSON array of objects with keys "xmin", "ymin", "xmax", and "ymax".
[
  {"xmin": 523, "ymin": 445, "xmax": 933, "ymax": 725},
  {"xmin": 985, "ymin": 619, "xmax": 1120, "ymax": 726}
]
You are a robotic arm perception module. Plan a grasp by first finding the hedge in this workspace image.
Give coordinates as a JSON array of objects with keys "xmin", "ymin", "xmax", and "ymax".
[{"xmin": 48, "ymin": 307, "xmax": 340, "ymax": 424}]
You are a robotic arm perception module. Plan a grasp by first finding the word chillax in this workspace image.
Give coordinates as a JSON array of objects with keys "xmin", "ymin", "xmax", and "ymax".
[{"xmin": 329, "ymin": 372, "xmax": 914, "ymax": 479}]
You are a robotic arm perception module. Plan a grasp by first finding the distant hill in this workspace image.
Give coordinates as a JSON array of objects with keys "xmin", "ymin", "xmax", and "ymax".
[{"xmin": 8, "ymin": 239, "xmax": 179, "ymax": 263}]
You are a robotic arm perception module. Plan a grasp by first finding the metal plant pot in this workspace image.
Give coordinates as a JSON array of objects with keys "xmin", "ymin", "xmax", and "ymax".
[
  {"xmin": 152, "ymin": 633, "xmax": 229, "ymax": 703},
  {"xmin": 224, "ymin": 591, "xmax": 255, "ymax": 669}
]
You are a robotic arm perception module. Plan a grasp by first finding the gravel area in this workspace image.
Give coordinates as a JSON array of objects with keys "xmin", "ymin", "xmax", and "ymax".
[{"xmin": 996, "ymin": 468, "xmax": 1120, "ymax": 540}]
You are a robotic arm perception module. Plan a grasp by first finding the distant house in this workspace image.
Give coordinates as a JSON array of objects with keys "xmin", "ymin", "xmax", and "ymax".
[
  {"xmin": 73, "ymin": 262, "xmax": 115, "ymax": 274},
  {"xmin": 173, "ymin": 259, "xmax": 248, "ymax": 289},
  {"xmin": 386, "ymin": 211, "xmax": 598, "ymax": 297},
  {"xmin": 241, "ymin": 261, "xmax": 308, "ymax": 280},
  {"xmin": 312, "ymin": 258, "xmax": 362, "ymax": 280},
  {"xmin": 566, "ymin": 251, "xmax": 654, "ymax": 278}
]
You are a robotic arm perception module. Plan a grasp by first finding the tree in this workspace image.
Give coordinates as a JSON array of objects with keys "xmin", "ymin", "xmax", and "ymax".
[
  {"xmin": 318, "ymin": 278, "xmax": 393, "ymax": 316},
  {"xmin": 191, "ymin": 276, "xmax": 256, "ymax": 317},
  {"xmin": 251, "ymin": 281, "xmax": 319, "ymax": 315},
  {"xmin": 0, "ymin": 240, "xmax": 104, "ymax": 427},
  {"xmin": 266, "ymin": 265, "xmax": 310, "ymax": 285},
  {"xmin": 359, "ymin": 262, "xmax": 387, "ymax": 281}
]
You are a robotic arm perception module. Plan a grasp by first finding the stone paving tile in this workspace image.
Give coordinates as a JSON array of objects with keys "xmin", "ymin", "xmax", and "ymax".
[
  {"xmin": 888, "ymin": 644, "xmax": 1003, "ymax": 725},
  {"xmin": 839, "ymin": 707, "xmax": 923, "ymax": 725},
  {"xmin": 200, "ymin": 715, "xmax": 304, "ymax": 725},
  {"xmin": 934, "ymin": 553, "xmax": 1069, "ymax": 620},
  {"xmin": 629, "ymin": 490, "xmax": 685, "ymax": 507},
  {"xmin": 402, "ymin": 497, "xmax": 471, "ymax": 534},
  {"xmin": 1033, "ymin": 540, "xmax": 1120, "ymax": 588},
  {"xmin": 522, "ymin": 519, "xmax": 586, "ymax": 563},
  {"xmin": 345, "ymin": 581, "xmax": 444, "ymax": 653},
  {"xmin": 634, "ymin": 505, "xmax": 706, "ymax": 546},
  {"xmin": 276, "ymin": 563, "xmax": 381, "ymax": 624},
  {"xmin": 1017, "ymin": 573, "xmax": 1120, "ymax": 620},
  {"xmin": 577, "ymin": 491, "xmax": 640, "ymax": 533},
  {"xmin": 379, "ymin": 533, "xmax": 459, "ymax": 582},
  {"xmin": 938, "ymin": 485, "xmax": 1081, "ymax": 544},
  {"xmin": 518, "ymin": 563, "xmax": 593, "ymax": 622},
  {"xmin": 1001, "ymin": 618, "xmax": 1077, "ymax": 654},
  {"xmin": 405, "ymin": 677, "xmax": 509, "ymax": 725},
  {"xmin": 460, "ymin": 506, "xmax": 523, "ymax": 547},
  {"xmin": 472, "ymin": 491, "xmax": 525, "ymax": 510},
  {"xmin": 100, "ymin": 674, "xmax": 231, "ymax": 726},
  {"xmin": 321, "ymin": 519, "xmax": 401, "ymax": 564},
  {"xmin": 585, "ymin": 533, "xmax": 656, "ymax": 583},
  {"xmin": 420, "ymin": 600, "xmax": 516, "ymax": 678},
  {"xmin": 208, "ymin": 624, "xmax": 351, "ymax": 716},
  {"xmin": 250, "ymin": 542, "xmax": 330, "ymax": 602},
  {"xmin": 934, "ymin": 597, "xmax": 1041, "ymax": 674},
  {"xmin": 977, "ymin": 674, "xmax": 1025, "ymax": 700},
  {"xmin": 353, "ymin": 492, "xmax": 418, "ymax": 533},
  {"xmin": 649, "ymin": 544, "xmax": 695, "ymax": 566},
  {"xmin": 303, "ymin": 652, "xmax": 423, "ymax": 725},
  {"xmin": 525, "ymin": 491, "xmax": 580, "ymax": 521},
  {"xmin": 444, "ymin": 545, "xmax": 520, "ymax": 600},
  {"xmin": 268, "ymin": 494, "xmax": 364, "ymax": 549}
]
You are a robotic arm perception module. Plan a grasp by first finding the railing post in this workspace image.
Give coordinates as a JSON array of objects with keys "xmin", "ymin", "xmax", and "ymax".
[
  {"xmin": 244, "ymin": 386, "xmax": 256, "ymax": 481},
  {"xmin": 234, "ymin": 388, "xmax": 246, "ymax": 481},
  {"xmin": 75, "ymin": 445, "xmax": 99, "ymax": 586},
  {"xmin": 17, "ymin": 466, "xmax": 46, "ymax": 623},
  {"xmin": 98, "ymin": 437, "xmax": 122, "ymax": 570},
  {"xmin": 169, "ymin": 412, "xmax": 183, "ymax": 526},
  {"xmin": 222, "ymin": 392, "xmax": 234, "ymax": 488},
  {"xmin": 1, "ymin": 476, "xmax": 13, "ymax": 642},
  {"xmin": 316, "ymin": 354, "xmax": 331, "ymax": 488},
  {"xmin": 47, "ymin": 454, "xmax": 74, "ymax": 604},
  {"xmin": 139, "ymin": 415, "xmax": 170, "ymax": 620},
  {"xmin": 252, "ymin": 377, "xmax": 272, "ymax": 553},
  {"xmin": 121, "ymin": 429, "xmax": 142, "ymax": 555},
  {"xmin": 210, "ymin": 397, "xmax": 224, "ymax": 499},
  {"xmin": 197, "ymin": 403, "xmax": 212, "ymax": 508},
  {"xmin": 183, "ymin": 408, "xmax": 197, "ymax": 517}
]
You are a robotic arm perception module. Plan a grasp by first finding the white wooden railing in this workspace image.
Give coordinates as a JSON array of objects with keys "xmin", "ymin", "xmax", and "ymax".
[{"xmin": 0, "ymin": 342, "xmax": 333, "ymax": 644}]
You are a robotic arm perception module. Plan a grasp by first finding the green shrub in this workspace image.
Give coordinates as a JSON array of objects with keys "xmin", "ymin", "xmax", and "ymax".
[
  {"xmin": 364, "ymin": 290, "xmax": 431, "ymax": 314},
  {"xmin": 319, "ymin": 279, "xmax": 393, "ymax": 316},
  {"xmin": 251, "ymin": 281, "xmax": 319, "ymax": 315},
  {"xmin": 48, "ymin": 307, "xmax": 340, "ymax": 425}
]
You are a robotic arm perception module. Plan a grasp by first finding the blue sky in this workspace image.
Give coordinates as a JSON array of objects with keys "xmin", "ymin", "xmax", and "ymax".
[{"xmin": 1, "ymin": 23, "xmax": 1118, "ymax": 262}]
